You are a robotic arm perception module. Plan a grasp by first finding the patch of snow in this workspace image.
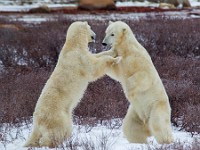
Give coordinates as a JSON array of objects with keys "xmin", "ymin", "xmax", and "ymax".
[
  {"xmin": 17, "ymin": 58, "xmax": 27, "ymax": 66},
  {"xmin": 47, "ymin": 4, "xmax": 77, "ymax": 8},
  {"xmin": 17, "ymin": 16, "xmax": 49, "ymax": 24},
  {"xmin": 190, "ymin": 0, "xmax": 200, "ymax": 7},
  {"xmin": 0, "ymin": 60, "xmax": 4, "ymax": 73},
  {"xmin": 116, "ymin": 1, "xmax": 159, "ymax": 7},
  {"xmin": 190, "ymin": 14, "xmax": 200, "ymax": 18},
  {"xmin": 0, "ymin": 6, "xmax": 31, "ymax": 12},
  {"xmin": 116, "ymin": 0, "xmax": 200, "ymax": 7},
  {"xmin": 0, "ymin": 119, "xmax": 199, "ymax": 150},
  {"xmin": 0, "ymin": 0, "xmax": 75, "ymax": 5},
  {"xmin": 22, "ymin": 49, "xmax": 28, "ymax": 56},
  {"xmin": 3, "ymin": 13, "xmax": 146, "ymax": 23},
  {"xmin": 5, "ymin": 11, "xmax": 197, "ymax": 24},
  {"xmin": 0, "ymin": 4, "xmax": 76, "ymax": 12}
]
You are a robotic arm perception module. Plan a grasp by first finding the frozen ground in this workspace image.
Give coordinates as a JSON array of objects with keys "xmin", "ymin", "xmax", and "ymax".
[
  {"xmin": 116, "ymin": 0, "xmax": 200, "ymax": 7},
  {"xmin": 0, "ymin": 4, "xmax": 77, "ymax": 12},
  {"xmin": 0, "ymin": 119, "xmax": 199, "ymax": 150}
]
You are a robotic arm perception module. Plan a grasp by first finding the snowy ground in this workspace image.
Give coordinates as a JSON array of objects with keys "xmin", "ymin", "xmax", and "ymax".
[
  {"xmin": 0, "ymin": 4, "xmax": 200, "ymax": 25},
  {"xmin": 0, "ymin": 9, "xmax": 199, "ymax": 25},
  {"xmin": 0, "ymin": 4, "xmax": 77, "ymax": 12},
  {"xmin": 116, "ymin": 0, "xmax": 200, "ymax": 7},
  {"xmin": 0, "ymin": 119, "xmax": 199, "ymax": 150}
]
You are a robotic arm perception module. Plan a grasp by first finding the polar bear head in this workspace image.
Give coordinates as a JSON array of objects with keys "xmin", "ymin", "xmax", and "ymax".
[
  {"xmin": 102, "ymin": 21, "xmax": 133, "ymax": 47},
  {"xmin": 66, "ymin": 21, "xmax": 96, "ymax": 43}
]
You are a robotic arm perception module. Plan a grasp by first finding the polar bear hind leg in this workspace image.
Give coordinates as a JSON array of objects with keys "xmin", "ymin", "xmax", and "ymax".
[
  {"xmin": 39, "ymin": 127, "xmax": 70, "ymax": 148},
  {"xmin": 122, "ymin": 105, "xmax": 150, "ymax": 143},
  {"xmin": 39, "ymin": 113, "xmax": 72, "ymax": 148},
  {"xmin": 24, "ymin": 127, "xmax": 41, "ymax": 147},
  {"xmin": 149, "ymin": 101, "xmax": 174, "ymax": 144}
]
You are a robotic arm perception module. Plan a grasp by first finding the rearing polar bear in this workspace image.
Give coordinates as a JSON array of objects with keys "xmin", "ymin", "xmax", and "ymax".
[
  {"xmin": 97, "ymin": 21, "xmax": 174, "ymax": 144},
  {"xmin": 24, "ymin": 21, "xmax": 121, "ymax": 148}
]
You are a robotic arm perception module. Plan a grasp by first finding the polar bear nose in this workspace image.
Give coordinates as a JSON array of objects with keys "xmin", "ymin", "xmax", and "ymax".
[
  {"xmin": 91, "ymin": 35, "xmax": 95, "ymax": 40},
  {"xmin": 102, "ymin": 42, "xmax": 107, "ymax": 46},
  {"xmin": 91, "ymin": 33, "xmax": 96, "ymax": 41}
]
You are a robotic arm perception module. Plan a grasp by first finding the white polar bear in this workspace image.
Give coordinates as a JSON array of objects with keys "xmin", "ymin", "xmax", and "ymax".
[
  {"xmin": 97, "ymin": 21, "xmax": 174, "ymax": 144},
  {"xmin": 24, "ymin": 21, "xmax": 121, "ymax": 148}
]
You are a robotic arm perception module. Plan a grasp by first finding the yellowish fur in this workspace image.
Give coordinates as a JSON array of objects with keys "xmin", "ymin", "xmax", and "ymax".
[
  {"xmin": 24, "ymin": 21, "xmax": 121, "ymax": 148},
  {"xmin": 98, "ymin": 21, "xmax": 174, "ymax": 144}
]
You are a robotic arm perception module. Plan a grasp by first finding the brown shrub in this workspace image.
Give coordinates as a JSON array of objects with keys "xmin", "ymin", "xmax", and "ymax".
[
  {"xmin": 0, "ymin": 19, "xmax": 71, "ymax": 68},
  {"xmin": 74, "ymin": 76, "xmax": 129, "ymax": 120},
  {"xmin": 146, "ymin": 138, "xmax": 200, "ymax": 150},
  {"xmin": 0, "ymin": 68, "xmax": 52, "ymax": 123}
]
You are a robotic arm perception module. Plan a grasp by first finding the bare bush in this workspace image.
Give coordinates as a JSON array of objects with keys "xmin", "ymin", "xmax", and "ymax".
[
  {"xmin": 146, "ymin": 138, "xmax": 200, "ymax": 150},
  {"xmin": 0, "ymin": 68, "xmax": 52, "ymax": 123},
  {"xmin": 0, "ymin": 19, "xmax": 71, "ymax": 68},
  {"xmin": 62, "ymin": 129, "xmax": 117, "ymax": 150},
  {"xmin": 74, "ymin": 76, "xmax": 129, "ymax": 120}
]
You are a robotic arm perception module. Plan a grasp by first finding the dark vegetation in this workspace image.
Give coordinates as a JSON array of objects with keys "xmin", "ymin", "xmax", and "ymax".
[{"xmin": 0, "ymin": 14, "xmax": 199, "ymax": 140}]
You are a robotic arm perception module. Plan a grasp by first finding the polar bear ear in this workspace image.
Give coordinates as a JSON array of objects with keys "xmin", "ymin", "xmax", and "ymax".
[
  {"xmin": 109, "ymin": 21, "xmax": 114, "ymax": 25},
  {"xmin": 122, "ymin": 28, "xmax": 126, "ymax": 33},
  {"xmin": 83, "ymin": 21, "xmax": 88, "ymax": 25}
]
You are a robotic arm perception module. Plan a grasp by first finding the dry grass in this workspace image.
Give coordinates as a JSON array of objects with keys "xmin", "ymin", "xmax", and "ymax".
[
  {"xmin": 0, "ymin": 68, "xmax": 52, "ymax": 123},
  {"xmin": 146, "ymin": 138, "xmax": 200, "ymax": 150}
]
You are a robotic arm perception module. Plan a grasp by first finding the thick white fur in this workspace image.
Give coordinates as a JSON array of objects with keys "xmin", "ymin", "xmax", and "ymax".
[
  {"xmin": 97, "ymin": 21, "xmax": 174, "ymax": 144},
  {"xmin": 24, "ymin": 21, "xmax": 121, "ymax": 148}
]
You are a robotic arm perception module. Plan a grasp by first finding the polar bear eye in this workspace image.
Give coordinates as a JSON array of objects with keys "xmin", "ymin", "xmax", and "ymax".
[{"xmin": 111, "ymin": 33, "xmax": 114, "ymax": 36}]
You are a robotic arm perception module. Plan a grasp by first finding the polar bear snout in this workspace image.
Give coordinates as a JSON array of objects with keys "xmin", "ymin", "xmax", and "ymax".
[
  {"xmin": 102, "ymin": 37, "xmax": 109, "ymax": 46},
  {"xmin": 102, "ymin": 42, "xmax": 107, "ymax": 46},
  {"xmin": 90, "ymin": 31, "xmax": 96, "ymax": 42},
  {"xmin": 91, "ymin": 34, "xmax": 96, "ymax": 41},
  {"xmin": 102, "ymin": 31, "xmax": 115, "ymax": 47}
]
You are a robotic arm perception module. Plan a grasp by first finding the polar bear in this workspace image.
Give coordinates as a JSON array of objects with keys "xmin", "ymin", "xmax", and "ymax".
[
  {"xmin": 24, "ymin": 21, "xmax": 121, "ymax": 148},
  {"xmin": 97, "ymin": 21, "xmax": 173, "ymax": 144}
]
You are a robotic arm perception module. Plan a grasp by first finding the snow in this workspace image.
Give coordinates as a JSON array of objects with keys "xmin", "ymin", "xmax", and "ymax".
[
  {"xmin": 190, "ymin": 0, "xmax": 200, "ymax": 7},
  {"xmin": 0, "ymin": 119, "xmax": 199, "ymax": 150},
  {"xmin": 0, "ymin": 9, "xmax": 198, "ymax": 25},
  {"xmin": 190, "ymin": 14, "xmax": 200, "ymax": 18},
  {"xmin": 116, "ymin": 0, "xmax": 200, "ymax": 7},
  {"xmin": 14, "ymin": 15, "xmax": 51, "ymax": 24},
  {"xmin": 0, "ymin": 4, "xmax": 77, "ymax": 12},
  {"xmin": 116, "ymin": 1, "xmax": 159, "ymax": 7},
  {"xmin": 17, "ymin": 58, "xmax": 27, "ymax": 66},
  {"xmin": 0, "ymin": 9, "xmax": 198, "ymax": 24},
  {"xmin": 0, "ymin": 0, "xmax": 75, "ymax": 6}
]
